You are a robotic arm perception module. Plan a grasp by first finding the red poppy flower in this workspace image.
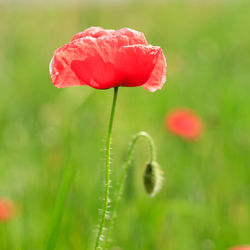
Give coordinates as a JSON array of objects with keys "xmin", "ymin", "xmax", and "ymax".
[
  {"xmin": 166, "ymin": 108, "xmax": 203, "ymax": 140},
  {"xmin": 49, "ymin": 27, "xmax": 166, "ymax": 92},
  {"xmin": 0, "ymin": 198, "xmax": 14, "ymax": 222},
  {"xmin": 228, "ymin": 246, "xmax": 250, "ymax": 250}
]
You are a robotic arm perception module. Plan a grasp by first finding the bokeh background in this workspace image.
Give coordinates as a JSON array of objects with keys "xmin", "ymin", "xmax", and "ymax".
[{"xmin": 0, "ymin": 0, "xmax": 249, "ymax": 249}]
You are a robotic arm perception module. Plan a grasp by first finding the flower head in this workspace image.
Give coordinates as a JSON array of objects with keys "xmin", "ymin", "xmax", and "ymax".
[
  {"xmin": 0, "ymin": 198, "xmax": 14, "ymax": 222},
  {"xmin": 49, "ymin": 27, "xmax": 166, "ymax": 92},
  {"xmin": 166, "ymin": 108, "xmax": 203, "ymax": 140}
]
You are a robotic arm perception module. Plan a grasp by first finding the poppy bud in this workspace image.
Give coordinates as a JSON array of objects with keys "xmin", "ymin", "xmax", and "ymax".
[{"xmin": 143, "ymin": 162, "xmax": 163, "ymax": 196}]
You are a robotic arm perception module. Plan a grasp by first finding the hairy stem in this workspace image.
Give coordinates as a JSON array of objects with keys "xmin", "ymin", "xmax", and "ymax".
[
  {"xmin": 95, "ymin": 87, "xmax": 119, "ymax": 250},
  {"xmin": 105, "ymin": 131, "xmax": 156, "ymax": 248}
]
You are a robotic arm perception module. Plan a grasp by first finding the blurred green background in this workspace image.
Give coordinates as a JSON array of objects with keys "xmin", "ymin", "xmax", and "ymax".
[{"xmin": 0, "ymin": 1, "xmax": 250, "ymax": 250}]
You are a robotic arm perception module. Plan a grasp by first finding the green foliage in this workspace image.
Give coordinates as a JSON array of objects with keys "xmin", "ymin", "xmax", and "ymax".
[{"xmin": 0, "ymin": 2, "xmax": 249, "ymax": 250}]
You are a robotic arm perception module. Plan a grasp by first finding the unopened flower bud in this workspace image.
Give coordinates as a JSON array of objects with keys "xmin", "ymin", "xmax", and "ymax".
[{"xmin": 143, "ymin": 162, "xmax": 163, "ymax": 196}]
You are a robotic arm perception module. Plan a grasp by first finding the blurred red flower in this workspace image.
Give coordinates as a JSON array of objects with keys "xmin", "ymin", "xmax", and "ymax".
[
  {"xmin": 0, "ymin": 198, "xmax": 14, "ymax": 222},
  {"xmin": 166, "ymin": 108, "xmax": 203, "ymax": 140},
  {"xmin": 50, "ymin": 27, "xmax": 166, "ymax": 92},
  {"xmin": 228, "ymin": 246, "xmax": 250, "ymax": 250}
]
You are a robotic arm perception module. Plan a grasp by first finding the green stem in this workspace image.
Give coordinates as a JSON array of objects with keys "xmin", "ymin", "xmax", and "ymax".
[
  {"xmin": 95, "ymin": 87, "xmax": 119, "ymax": 250},
  {"xmin": 105, "ymin": 131, "xmax": 156, "ymax": 248},
  {"xmin": 46, "ymin": 152, "xmax": 74, "ymax": 250},
  {"xmin": 46, "ymin": 90, "xmax": 91, "ymax": 250}
]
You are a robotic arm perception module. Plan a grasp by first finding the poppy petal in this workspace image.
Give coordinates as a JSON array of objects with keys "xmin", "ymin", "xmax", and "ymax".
[
  {"xmin": 142, "ymin": 48, "xmax": 166, "ymax": 92},
  {"xmin": 51, "ymin": 36, "xmax": 129, "ymax": 89},
  {"xmin": 166, "ymin": 109, "xmax": 203, "ymax": 140},
  {"xmin": 229, "ymin": 247, "xmax": 250, "ymax": 250},
  {"xmin": 71, "ymin": 27, "xmax": 115, "ymax": 41},
  {"xmin": 72, "ymin": 27, "xmax": 147, "ymax": 46},
  {"xmin": 50, "ymin": 38, "xmax": 93, "ymax": 88},
  {"xmin": 114, "ymin": 45, "xmax": 163, "ymax": 88},
  {"xmin": 0, "ymin": 198, "xmax": 14, "ymax": 221},
  {"xmin": 115, "ymin": 27, "xmax": 148, "ymax": 45}
]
